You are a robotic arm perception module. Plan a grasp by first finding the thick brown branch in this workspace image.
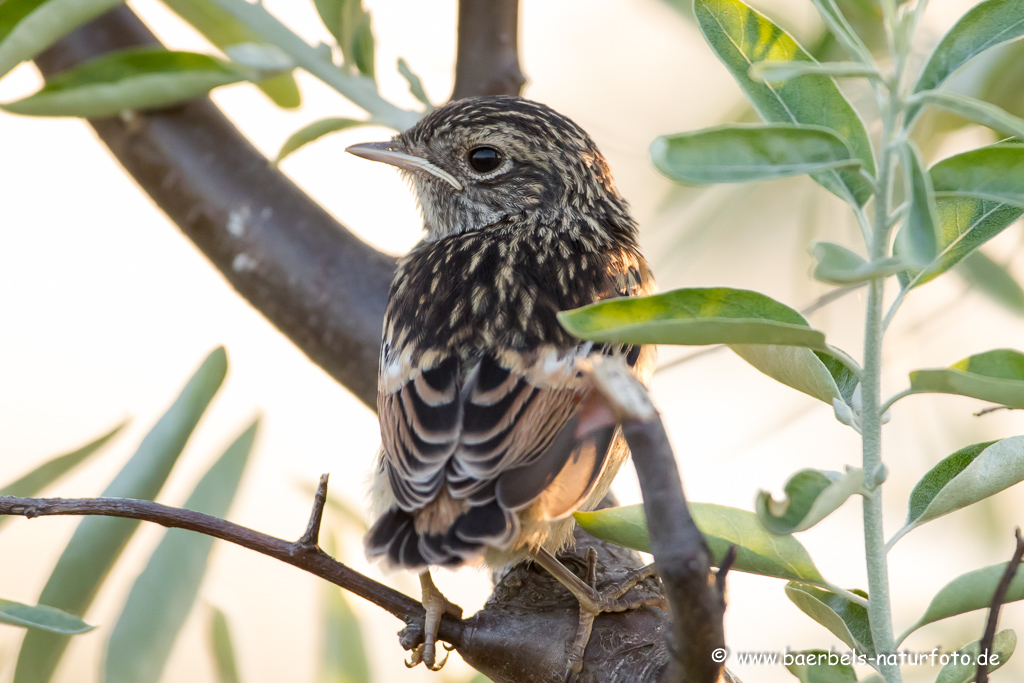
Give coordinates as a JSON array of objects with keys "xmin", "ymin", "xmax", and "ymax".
[
  {"xmin": 35, "ymin": 7, "xmax": 394, "ymax": 409},
  {"xmin": 977, "ymin": 527, "xmax": 1024, "ymax": 683},
  {"xmin": 451, "ymin": 0, "xmax": 526, "ymax": 100},
  {"xmin": 589, "ymin": 358, "xmax": 728, "ymax": 683}
]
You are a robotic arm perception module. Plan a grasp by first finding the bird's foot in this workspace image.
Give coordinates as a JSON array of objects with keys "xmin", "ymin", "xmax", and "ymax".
[
  {"xmin": 534, "ymin": 547, "xmax": 668, "ymax": 682},
  {"xmin": 403, "ymin": 571, "xmax": 463, "ymax": 671}
]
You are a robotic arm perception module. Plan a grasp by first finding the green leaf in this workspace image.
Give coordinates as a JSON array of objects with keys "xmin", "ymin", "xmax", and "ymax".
[
  {"xmin": 908, "ymin": 0, "xmax": 1024, "ymax": 122},
  {"xmin": 14, "ymin": 348, "xmax": 228, "ymax": 683},
  {"xmin": 905, "ymin": 562, "xmax": 1024, "ymax": 637},
  {"xmin": 913, "ymin": 91, "xmax": 1024, "ymax": 140},
  {"xmin": 901, "ymin": 191, "xmax": 1023, "ymax": 289},
  {"xmin": 785, "ymin": 584, "xmax": 874, "ymax": 657},
  {"xmin": 808, "ymin": 0, "xmax": 873, "ymax": 64},
  {"xmin": 319, "ymin": 533, "xmax": 370, "ymax": 683},
  {"xmin": 889, "ymin": 437, "xmax": 1024, "ymax": 548},
  {"xmin": 0, "ymin": 598, "xmax": 94, "ymax": 634},
  {"xmin": 650, "ymin": 123, "xmax": 863, "ymax": 184},
  {"xmin": 274, "ymin": 117, "xmax": 368, "ymax": 164},
  {"xmin": 0, "ymin": 423, "xmax": 124, "ymax": 529},
  {"xmin": 397, "ymin": 57, "xmax": 432, "ymax": 110},
  {"xmin": 0, "ymin": 0, "xmax": 124, "ymax": 79},
  {"xmin": 693, "ymin": 0, "xmax": 875, "ymax": 205},
  {"xmin": 558, "ymin": 287, "xmax": 827, "ymax": 349},
  {"xmin": 756, "ymin": 467, "xmax": 865, "ymax": 534},
  {"xmin": 811, "ymin": 241, "xmax": 905, "ymax": 285},
  {"xmin": 575, "ymin": 503, "xmax": 825, "ymax": 584},
  {"xmin": 908, "ymin": 349, "xmax": 1024, "ymax": 408},
  {"xmin": 104, "ymin": 419, "xmax": 257, "ymax": 683},
  {"xmin": 315, "ymin": 0, "xmax": 374, "ymax": 78},
  {"xmin": 784, "ymin": 649, "xmax": 858, "ymax": 683},
  {"xmin": 728, "ymin": 344, "xmax": 856, "ymax": 405},
  {"xmin": 1, "ymin": 47, "xmax": 243, "ymax": 118},
  {"xmin": 931, "ymin": 144, "xmax": 1024, "ymax": 210},
  {"xmin": 160, "ymin": 0, "xmax": 300, "ymax": 108},
  {"xmin": 749, "ymin": 60, "xmax": 879, "ymax": 83},
  {"xmin": 209, "ymin": 607, "xmax": 241, "ymax": 683},
  {"xmin": 934, "ymin": 629, "xmax": 1015, "ymax": 683},
  {"xmin": 957, "ymin": 250, "xmax": 1024, "ymax": 316},
  {"xmin": 896, "ymin": 141, "xmax": 941, "ymax": 267}
]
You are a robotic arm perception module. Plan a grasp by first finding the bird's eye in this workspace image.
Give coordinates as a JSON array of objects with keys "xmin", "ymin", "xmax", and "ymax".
[{"xmin": 466, "ymin": 146, "xmax": 503, "ymax": 174}]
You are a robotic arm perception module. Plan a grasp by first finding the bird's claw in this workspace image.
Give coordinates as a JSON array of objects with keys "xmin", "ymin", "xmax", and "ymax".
[{"xmin": 401, "ymin": 571, "xmax": 462, "ymax": 671}]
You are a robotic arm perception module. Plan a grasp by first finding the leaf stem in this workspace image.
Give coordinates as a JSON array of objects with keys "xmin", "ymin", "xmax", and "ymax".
[
  {"xmin": 824, "ymin": 344, "xmax": 863, "ymax": 376},
  {"xmin": 823, "ymin": 581, "xmax": 871, "ymax": 609},
  {"xmin": 882, "ymin": 286, "xmax": 909, "ymax": 333},
  {"xmin": 880, "ymin": 388, "xmax": 914, "ymax": 416}
]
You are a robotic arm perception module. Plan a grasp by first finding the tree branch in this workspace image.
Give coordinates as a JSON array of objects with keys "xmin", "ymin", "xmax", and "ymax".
[
  {"xmin": 976, "ymin": 527, "xmax": 1024, "ymax": 683},
  {"xmin": 589, "ymin": 357, "xmax": 729, "ymax": 683},
  {"xmin": 451, "ymin": 0, "xmax": 526, "ymax": 100},
  {"xmin": 35, "ymin": 7, "xmax": 394, "ymax": 410}
]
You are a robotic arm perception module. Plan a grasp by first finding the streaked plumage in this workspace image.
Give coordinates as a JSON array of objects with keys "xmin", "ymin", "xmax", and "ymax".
[{"xmin": 348, "ymin": 95, "xmax": 657, "ymax": 673}]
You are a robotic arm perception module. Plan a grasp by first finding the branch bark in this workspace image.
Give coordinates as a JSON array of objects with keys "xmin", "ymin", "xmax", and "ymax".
[
  {"xmin": 451, "ymin": 0, "xmax": 526, "ymax": 100},
  {"xmin": 976, "ymin": 527, "xmax": 1024, "ymax": 683}
]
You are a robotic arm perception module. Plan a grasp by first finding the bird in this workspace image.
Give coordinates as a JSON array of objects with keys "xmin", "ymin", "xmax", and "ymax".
[{"xmin": 347, "ymin": 95, "xmax": 662, "ymax": 678}]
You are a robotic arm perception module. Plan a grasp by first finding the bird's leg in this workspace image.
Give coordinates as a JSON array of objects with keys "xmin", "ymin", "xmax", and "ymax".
[
  {"xmin": 531, "ymin": 547, "xmax": 669, "ymax": 680},
  {"xmin": 405, "ymin": 571, "xmax": 463, "ymax": 671}
]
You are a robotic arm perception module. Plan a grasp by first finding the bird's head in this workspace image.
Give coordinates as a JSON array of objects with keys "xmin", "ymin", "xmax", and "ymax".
[{"xmin": 347, "ymin": 96, "xmax": 633, "ymax": 242}]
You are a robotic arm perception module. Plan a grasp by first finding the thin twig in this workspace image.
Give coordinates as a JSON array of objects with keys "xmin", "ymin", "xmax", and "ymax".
[
  {"xmin": 296, "ymin": 473, "xmax": 329, "ymax": 551},
  {"xmin": 976, "ymin": 527, "xmax": 1024, "ymax": 683},
  {"xmin": 0, "ymin": 493, "xmax": 464, "ymax": 646},
  {"xmin": 975, "ymin": 405, "xmax": 1015, "ymax": 417}
]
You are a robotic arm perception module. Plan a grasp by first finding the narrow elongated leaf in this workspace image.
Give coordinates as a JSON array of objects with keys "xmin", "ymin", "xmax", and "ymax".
[
  {"xmin": 808, "ymin": 0, "xmax": 873, "ymax": 64},
  {"xmin": 315, "ymin": 0, "xmax": 374, "ymax": 77},
  {"xmin": 931, "ymin": 144, "xmax": 1024, "ymax": 209},
  {"xmin": 728, "ymin": 344, "xmax": 855, "ymax": 405},
  {"xmin": 906, "ymin": 562, "xmax": 1024, "ymax": 636},
  {"xmin": 14, "ymin": 348, "xmax": 228, "ymax": 683},
  {"xmin": 784, "ymin": 649, "xmax": 857, "ymax": 682},
  {"xmin": 785, "ymin": 584, "xmax": 874, "ymax": 657},
  {"xmin": 397, "ymin": 57, "xmax": 432, "ymax": 110},
  {"xmin": 897, "ymin": 141, "xmax": 941, "ymax": 267},
  {"xmin": 693, "ymin": 0, "xmax": 875, "ymax": 205},
  {"xmin": 209, "ymin": 607, "xmax": 241, "ymax": 683},
  {"xmin": 319, "ymin": 533, "xmax": 370, "ymax": 683},
  {"xmin": 749, "ymin": 60, "xmax": 879, "ymax": 83},
  {"xmin": 908, "ymin": 0, "xmax": 1024, "ymax": 121},
  {"xmin": 104, "ymin": 419, "xmax": 258, "ymax": 683},
  {"xmin": 558, "ymin": 287, "xmax": 827, "ymax": 349},
  {"xmin": 1, "ymin": 48, "xmax": 243, "ymax": 118},
  {"xmin": 935, "ymin": 630, "xmax": 1015, "ymax": 683},
  {"xmin": 275, "ymin": 117, "xmax": 368, "ymax": 164},
  {"xmin": 914, "ymin": 91, "xmax": 1024, "ymax": 140},
  {"xmin": 909, "ymin": 349, "xmax": 1024, "ymax": 408},
  {"xmin": 0, "ymin": 599, "xmax": 94, "ymax": 634},
  {"xmin": 902, "ymin": 193, "xmax": 1023, "ymax": 289},
  {"xmin": 160, "ymin": 0, "xmax": 299, "ymax": 108},
  {"xmin": 889, "ymin": 437, "xmax": 1024, "ymax": 548},
  {"xmin": 0, "ymin": 423, "xmax": 124, "ymax": 529},
  {"xmin": 958, "ymin": 250, "xmax": 1024, "ymax": 315},
  {"xmin": 811, "ymin": 241, "xmax": 905, "ymax": 285},
  {"xmin": 756, "ymin": 467, "xmax": 865, "ymax": 534},
  {"xmin": 575, "ymin": 503, "xmax": 825, "ymax": 584},
  {"xmin": 650, "ymin": 124, "xmax": 862, "ymax": 185},
  {"xmin": 0, "ymin": 0, "xmax": 124, "ymax": 78}
]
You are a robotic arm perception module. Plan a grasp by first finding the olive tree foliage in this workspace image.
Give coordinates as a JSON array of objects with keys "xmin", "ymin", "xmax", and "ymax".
[{"xmin": 1, "ymin": 1, "xmax": 1024, "ymax": 683}]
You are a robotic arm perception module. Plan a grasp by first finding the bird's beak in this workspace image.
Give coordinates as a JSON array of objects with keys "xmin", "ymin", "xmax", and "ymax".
[{"xmin": 345, "ymin": 141, "xmax": 464, "ymax": 191}]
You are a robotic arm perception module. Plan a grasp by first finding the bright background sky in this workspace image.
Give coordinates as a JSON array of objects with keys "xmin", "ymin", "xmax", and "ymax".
[{"xmin": 2, "ymin": 1, "xmax": 1024, "ymax": 682}]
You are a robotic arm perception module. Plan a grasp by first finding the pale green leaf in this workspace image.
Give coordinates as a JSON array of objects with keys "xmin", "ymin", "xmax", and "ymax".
[
  {"xmin": 908, "ymin": 0, "xmax": 1024, "ymax": 122},
  {"xmin": 749, "ymin": 60, "xmax": 879, "ymax": 83},
  {"xmin": 650, "ymin": 124, "xmax": 862, "ymax": 185},
  {"xmin": 896, "ymin": 140, "xmax": 940, "ymax": 267},
  {"xmin": 0, "ymin": 0, "xmax": 124, "ymax": 79},
  {"xmin": 558, "ymin": 287, "xmax": 828, "ymax": 350},
  {"xmin": 784, "ymin": 649, "xmax": 857, "ymax": 682},
  {"xmin": 104, "ymin": 420, "xmax": 258, "ymax": 683},
  {"xmin": 397, "ymin": 57, "xmax": 432, "ymax": 110},
  {"xmin": 14, "ymin": 348, "xmax": 227, "ymax": 683},
  {"xmin": 908, "ymin": 349, "xmax": 1024, "ymax": 408},
  {"xmin": 693, "ymin": 0, "xmax": 875, "ymax": 205},
  {"xmin": 931, "ymin": 144, "xmax": 1024, "ymax": 209},
  {"xmin": 935, "ymin": 629, "xmax": 1015, "ymax": 683},
  {"xmin": 575, "ymin": 503, "xmax": 825, "ymax": 584},
  {"xmin": 785, "ymin": 584, "xmax": 874, "ymax": 657},
  {"xmin": 914, "ymin": 91, "xmax": 1024, "ymax": 140},
  {"xmin": 160, "ymin": 0, "xmax": 300, "ymax": 107},
  {"xmin": 728, "ymin": 344, "xmax": 853, "ymax": 405},
  {"xmin": 1, "ymin": 48, "xmax": 243, "ymax": 118},
  {"xmin": 756, "ymin": 467, "xmax": 865, "ymax": 534},
  {"xmin": 811, "ymin": 241, "xmax": 905, "ymax": 285},
  {"xmin": 275, "ymin": 117, "xmax": 368, "ymax": 164},
  {"xmin": 0, "ymin": 598, "xmax": 94, "ymax": 634},
  {"xmin": 905, "ymin": 563, "xmax": 1024, "ymax": 637},
  {"xmin": 957, "ymin": 250, "xmax": 1024, "ymax": 316},
  {"xmin": 209, "ymin": 607, "xmax": 241, "ymax": 683}
]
